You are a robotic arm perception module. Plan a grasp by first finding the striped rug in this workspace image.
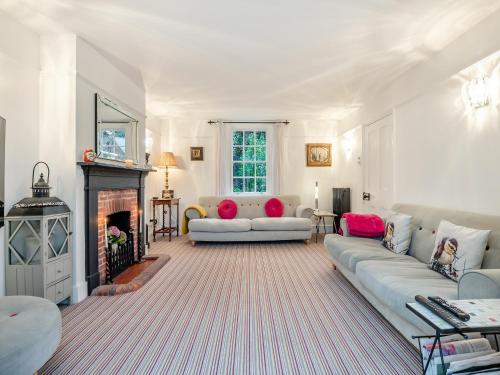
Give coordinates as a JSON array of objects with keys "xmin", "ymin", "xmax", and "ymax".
[{"xmin": 42, "ymin": 237, "xmax": 420, "ymax": 375}]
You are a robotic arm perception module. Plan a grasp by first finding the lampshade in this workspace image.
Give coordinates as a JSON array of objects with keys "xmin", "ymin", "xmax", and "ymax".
[{"xmin": 156, "ymin": 152, "xmax": 177, "ymax": 167}]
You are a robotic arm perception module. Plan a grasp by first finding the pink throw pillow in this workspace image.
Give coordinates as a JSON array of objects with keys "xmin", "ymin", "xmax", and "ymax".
[
  {"xmin": 265, "ymin": 198, "xmax": 284, "ymax": 217},
  {"xmin": 218, "ymin": 199, "xmax": 237, "ymax": 219}
]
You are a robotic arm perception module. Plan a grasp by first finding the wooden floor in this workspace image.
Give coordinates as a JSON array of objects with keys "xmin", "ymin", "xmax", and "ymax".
[{"xmin": 113, "ymin": 259, "xmax": 156, "ymax": 284}]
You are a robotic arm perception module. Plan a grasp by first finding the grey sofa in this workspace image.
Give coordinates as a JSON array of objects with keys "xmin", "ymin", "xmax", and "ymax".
[
  {"xmin": 187, "ymin": 195, "xmax": 314, "ymax": 244},
  {"xmin": 325, "ymin": 203, "xmax": 500, "ymax": 343}
]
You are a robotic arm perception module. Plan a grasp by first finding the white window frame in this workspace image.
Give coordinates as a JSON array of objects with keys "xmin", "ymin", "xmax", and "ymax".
[{"xmin": 229, "ymin": 124, "xmax": 274, "ymax": 196}]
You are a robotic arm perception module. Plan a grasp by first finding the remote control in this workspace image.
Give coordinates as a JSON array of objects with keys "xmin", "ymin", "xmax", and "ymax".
[
  {"xmin": 428, "ymin": 296, "xmax": 471, "ymax": 321},
  {"xmin": 415, "ymin": 295, "xmax": 469, "ymax": 329}
]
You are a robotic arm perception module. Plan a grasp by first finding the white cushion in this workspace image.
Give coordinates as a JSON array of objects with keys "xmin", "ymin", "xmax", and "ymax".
[
  {"xmin": 251, "ymin": 217, "xmax": 312, "ymax": 231},
  {"xmin": 429, "ymin": 220, "xmax": 490, "ymax": 281},
  {"xmin": 188, "ymin": 218, "xmax": 251, "ymax": 232},
  {"xmin": 382, "ymin": 212, "xmax": 412, "ymax": 254}
]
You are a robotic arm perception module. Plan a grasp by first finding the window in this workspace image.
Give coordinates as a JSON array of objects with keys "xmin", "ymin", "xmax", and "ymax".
[{"xmin": 232, "ymin": 130, "xmax": 268, "ymax": 193}]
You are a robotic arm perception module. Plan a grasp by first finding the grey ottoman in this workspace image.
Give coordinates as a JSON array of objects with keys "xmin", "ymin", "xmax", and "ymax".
[{"xmin": 0, "ymin": 296, "xmax": 62, "ymax": 375}]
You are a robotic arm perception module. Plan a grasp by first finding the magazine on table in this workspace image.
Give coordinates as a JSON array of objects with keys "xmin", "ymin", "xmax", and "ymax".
[
  {"xmin": 420, "ymin": 334, "xmax": 486, "ymax": 362},
  {"xmin": 447, "ymin": 352, "xmax": 500, "ymax": 374},
  {"xmin": 427, "ymin": 350, "xmax": 495, "ymax": 375}
]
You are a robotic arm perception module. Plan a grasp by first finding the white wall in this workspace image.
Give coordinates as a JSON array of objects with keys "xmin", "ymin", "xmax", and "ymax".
[
  {"xmin": 393, "ymin": 52, "xmax": 500, "ymax": 215},
  {"xmin": 337, "ymin": 8, "xmax": 500, "ymax": 215},
  {"xmin": 164, "ymin": 118, "xmax": 338, "ymax": 227},
  {"xmin": 0, "ymin": 11, "xmax": 40, "ymax": 296},
  {"xmin": 73, "ymin": 37, "xmax": 146, "ymax": 301}
]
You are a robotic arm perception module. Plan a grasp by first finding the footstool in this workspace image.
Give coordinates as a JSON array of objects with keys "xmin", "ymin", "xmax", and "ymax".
[{"xmin": 0, "ymin": 296, "xmax": 62, "ymax": 375}]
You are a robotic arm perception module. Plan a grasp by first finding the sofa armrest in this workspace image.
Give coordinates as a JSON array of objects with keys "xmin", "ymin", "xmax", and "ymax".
[
  {"xmin": 458, "ymin": 269, "xmax": 500, "ymax": 299},
  {"xmin": 339, "ymin": 218, "xmax": 351, "ymax": 237},
  {"xmin": 186, "ymin": 208, "xmax": 202, "ymax": 219},
  {"xmin": 296, "ymin": 205, "xmax": 314, "ymax": 219}
]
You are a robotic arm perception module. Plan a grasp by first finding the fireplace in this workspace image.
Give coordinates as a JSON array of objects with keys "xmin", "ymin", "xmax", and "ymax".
[{"xmin": 79, "ymin": 162, "xmax": 151, "ymax": 294}]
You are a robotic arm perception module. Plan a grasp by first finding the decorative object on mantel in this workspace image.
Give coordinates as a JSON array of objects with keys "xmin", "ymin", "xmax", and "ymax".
[
  {"xmin": 155, "ymin": 151, "xmax": 177, "ymax": 199},
  {"xmin": 145, "ymin": 152, "xmax": 150, "ymax": 166},
  {"xmin": 83, "ymin": 148, "xmax": 97, "ymax": 163},
  {"xmin": 306, "ymin": 143, "xmax": 332, "ymax": 167},
  {"xmin": 5, "ymin": 162, "xmax": 72, "ymax": 304},
  {"xmin": 124, "ymin": 159, "xmax": 134, "ymax": 166},
  {"xmin": 190, "ymin": 147, "xmax": 204, "ymax": 161}
]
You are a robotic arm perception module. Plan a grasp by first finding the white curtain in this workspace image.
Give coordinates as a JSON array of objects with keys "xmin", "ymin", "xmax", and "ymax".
[
  {"xmin": 215, "ymin": 121, "xmax": 231, "ymax": 196},
  {"xmin": 271, "ymin": 123, "xmax": 284, "ymax": 195}
]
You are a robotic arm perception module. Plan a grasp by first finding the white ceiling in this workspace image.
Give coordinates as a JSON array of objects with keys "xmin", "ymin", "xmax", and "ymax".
[{"xmin": 2, "ymin": 0, "xmax": 500, "ymax": 119}]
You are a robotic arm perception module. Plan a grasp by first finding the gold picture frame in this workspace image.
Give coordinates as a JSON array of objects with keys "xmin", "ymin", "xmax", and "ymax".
[
  {"xmin": 190, "ymin": 146, "xmax": 204, "ymax": 161},
  {"xmin": 306, "ymin": 143, "xmax": 332, "ymax": 167}
]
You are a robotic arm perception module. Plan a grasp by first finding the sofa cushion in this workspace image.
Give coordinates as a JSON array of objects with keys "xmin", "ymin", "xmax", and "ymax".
[
  {"xmin": 251, "ymin": 217, "xmax": 311, "ymax": 231},
  {"xmin": 357, "ymin": 260, "xmax": 458, "ymax": 332},
  {"xmin": 325, "ymin": 234, "xmax": 388, "ymax": 262},
  {"xmin": 339, "ymin": 249, "xmax": 419, "ymax": 272},
  {"xmin": 264, "ymin": 198, "xmax": 284, "ymax": 217},
  {"xmin": 217, "ymin": 199, "xmax": 237, "ymax": 219},
  {"xmin": 188, "ymin": 218, "xmax": 251, "ymax": 232}
]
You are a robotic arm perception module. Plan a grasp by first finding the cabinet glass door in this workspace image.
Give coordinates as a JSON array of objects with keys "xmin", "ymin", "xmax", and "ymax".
[
  {"xmin": 8, "ymin": 219, "xmax": 42, "ymax": 265},
  {"xmin": 48, "ymin": 216, "xmax": 69, "ymax": 258}
]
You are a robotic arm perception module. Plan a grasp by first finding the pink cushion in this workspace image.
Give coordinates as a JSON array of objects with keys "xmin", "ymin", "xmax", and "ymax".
[
  {"xmin": 265, "ymin": 198, "xmax": 284, "ymax": 217},
  {"xmin": 217, "ymin": 199, "xmax": 238, "ymax": 219}
]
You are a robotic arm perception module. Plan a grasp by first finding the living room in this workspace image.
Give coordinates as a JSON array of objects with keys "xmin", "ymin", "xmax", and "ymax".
[{"xmin": 1, "ymin": 1, "xmax": 500, "ymax": 374}]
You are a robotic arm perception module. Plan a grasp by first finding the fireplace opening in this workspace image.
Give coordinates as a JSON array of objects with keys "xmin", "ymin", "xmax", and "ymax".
[{"xmin": 106, "ymin": 210, "xmax": 135, "ymax": 283}]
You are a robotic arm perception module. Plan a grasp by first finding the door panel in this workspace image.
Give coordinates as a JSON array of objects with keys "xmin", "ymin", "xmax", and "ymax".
[{"xmin": 363, "ymin": 115, "xmax": 394, "ymax": 213}]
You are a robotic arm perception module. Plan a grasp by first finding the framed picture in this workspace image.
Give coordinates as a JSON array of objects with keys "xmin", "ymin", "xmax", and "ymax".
[
  {"xmin": 190, "ymin": 146, "xmax": 204, "ymax": 161},
  {"xmin": 306, "ymin": 143, "xmax": 332, "ymax": 167}
]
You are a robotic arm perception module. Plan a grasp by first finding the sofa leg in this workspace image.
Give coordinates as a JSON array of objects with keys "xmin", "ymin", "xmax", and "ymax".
[
  {"xmin": 332, "ymin": 263, "xmax": 337, "ymax": 270},
  {"xmin": 190, "ymin": 241, "xmax": 197, "ymax": 247},
  {"xmin": 304, "ymin": 239, "xmax": 310, "ymax": 245}
]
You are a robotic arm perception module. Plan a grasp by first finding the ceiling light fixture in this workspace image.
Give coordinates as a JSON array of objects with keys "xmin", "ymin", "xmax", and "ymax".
[{"xmin": 466, "ymin": 77, "xmax": 490, "ymax": 108}]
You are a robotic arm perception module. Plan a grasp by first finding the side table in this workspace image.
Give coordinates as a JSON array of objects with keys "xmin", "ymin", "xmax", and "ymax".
[
  {"xmin": 406, "ymin": 299, "xmax": 500, "ymax": 374},
  {"xmin": 313, "ymin": 210, "xmax": 338, "ymax": 242},
  {"xmin": 151, "ymin": 198, "xmax": 180, "ymax": 242}
]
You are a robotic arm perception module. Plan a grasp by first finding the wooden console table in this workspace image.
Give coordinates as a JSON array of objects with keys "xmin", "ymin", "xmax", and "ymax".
[{"xmin": 151, "ymin": 198, "xmax": 180, "ymax": 242}]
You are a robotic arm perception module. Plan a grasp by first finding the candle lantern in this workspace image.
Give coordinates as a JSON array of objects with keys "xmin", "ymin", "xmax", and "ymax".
[{"xmin": 5, "ymin": 162, "xmax": 72, "ymax": 304}]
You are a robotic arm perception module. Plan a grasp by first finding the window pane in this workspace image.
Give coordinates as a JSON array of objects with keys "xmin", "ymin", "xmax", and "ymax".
[
  {"xmin": 256, "ymin": 163, "xmax": 266, "ymax": 177},
  {"xmin": 233, "ymin": 131, "xmax": 243, "ymax": 145},
  {"xmin": 244, "ymin": 147, "xmax": 254, "ymax": 161},
  {"xmin": 244, "ymin": 131, "xmax": 255, "ymax": 146},
  {"xmin": 233, "ymin": 178, "xmax": 243, "ymax": 193},
  {"xmin": 256, "ymin": 178, "xmax": 266, "ymax": 193},
  {"xmin": 244, "ymin": 163, "xmax": 255, "ymax": 177},
  {"xmin": 233, "ymin": 147, "xmax": 243, "ymax": 161},
  {"xmin": 256, "ymin": 131, "xmax": 266, "ymax": 146},
  {"xmin": 233, "ymin": 162, "xmax": 243, "ymax": 177},
  {"xmin": 255, "ymin": 147, "xmax": 266, "ymax": 161},
  {"xmin": 244, "ymin": 178, "xmax": 255, "ymax": 192}
]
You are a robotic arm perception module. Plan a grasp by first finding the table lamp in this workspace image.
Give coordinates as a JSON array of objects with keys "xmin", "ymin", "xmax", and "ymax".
[{"xmin": 156, "ymin": 151, "xmax": 177, "ymax": 198}]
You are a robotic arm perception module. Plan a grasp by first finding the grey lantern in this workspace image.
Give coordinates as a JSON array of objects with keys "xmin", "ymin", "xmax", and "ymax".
[{"xmin": 5, "ymin": 162, "xmax": 72, "ymax": 304}]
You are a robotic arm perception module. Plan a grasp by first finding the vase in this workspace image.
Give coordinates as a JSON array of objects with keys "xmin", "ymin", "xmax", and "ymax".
[{"xmin": 111, "ymin": 243, "xmax": 118, "ymax": 252}]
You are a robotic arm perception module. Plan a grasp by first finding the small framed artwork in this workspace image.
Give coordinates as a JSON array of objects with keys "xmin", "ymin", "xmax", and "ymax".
[
  {"xmin": 190, "ymin": 147, "xmax": 204, "ymax": 161},
  {"xmin": 306, "ymin": 143, "xmax": 332, "ymax": 167}
]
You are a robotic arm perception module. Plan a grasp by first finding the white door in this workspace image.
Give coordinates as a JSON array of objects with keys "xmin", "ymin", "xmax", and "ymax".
[{"xmin": 363, "ymin": 114, "xmax": 394, "ymax": 213}]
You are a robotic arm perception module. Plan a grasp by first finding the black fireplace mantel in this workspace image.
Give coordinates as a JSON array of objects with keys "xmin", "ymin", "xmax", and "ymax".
[{"xmin": 78, "ymin": 161, "xmax": 153, "ymax": 294}]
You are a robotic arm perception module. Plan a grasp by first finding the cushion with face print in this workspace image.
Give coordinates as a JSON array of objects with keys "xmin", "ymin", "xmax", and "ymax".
[
  {"xmin": 428, "ymin": 220, "xmax": 490, "ymax": 281},
  {"xmin": 381, "ymin": 212, "xmax": 412, "ymax": 254}
]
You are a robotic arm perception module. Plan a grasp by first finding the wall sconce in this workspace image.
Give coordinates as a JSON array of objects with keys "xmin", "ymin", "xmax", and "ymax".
[{"xmin": 466, "ymin": 77, "xmax": 490, "ymax": 108}]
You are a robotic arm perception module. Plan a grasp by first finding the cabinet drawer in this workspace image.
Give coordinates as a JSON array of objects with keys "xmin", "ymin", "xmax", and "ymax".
[
  {"xmin": 47, "ymin": 278, "xmax": 71, "ymax": 303},
  {"xmin": 46, "ymin": 258, "xmax": 71, "ymax": 284}
]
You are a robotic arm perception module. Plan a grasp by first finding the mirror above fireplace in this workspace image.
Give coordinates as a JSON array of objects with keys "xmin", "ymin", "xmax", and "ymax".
[{"xmin": 95, "ymin": 93, "xmax": 139, "ymax": 164}]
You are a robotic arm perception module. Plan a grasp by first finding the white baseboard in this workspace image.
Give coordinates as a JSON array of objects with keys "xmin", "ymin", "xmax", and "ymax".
[{"xmin": 72, "ymin": 281, "xmax": 88, "ymax": 303}]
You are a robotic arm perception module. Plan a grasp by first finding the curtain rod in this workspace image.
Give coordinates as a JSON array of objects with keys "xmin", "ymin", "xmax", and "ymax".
[{"xmin": 208, "ymin": 120, "xmax": 289, "ymax": 125}]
